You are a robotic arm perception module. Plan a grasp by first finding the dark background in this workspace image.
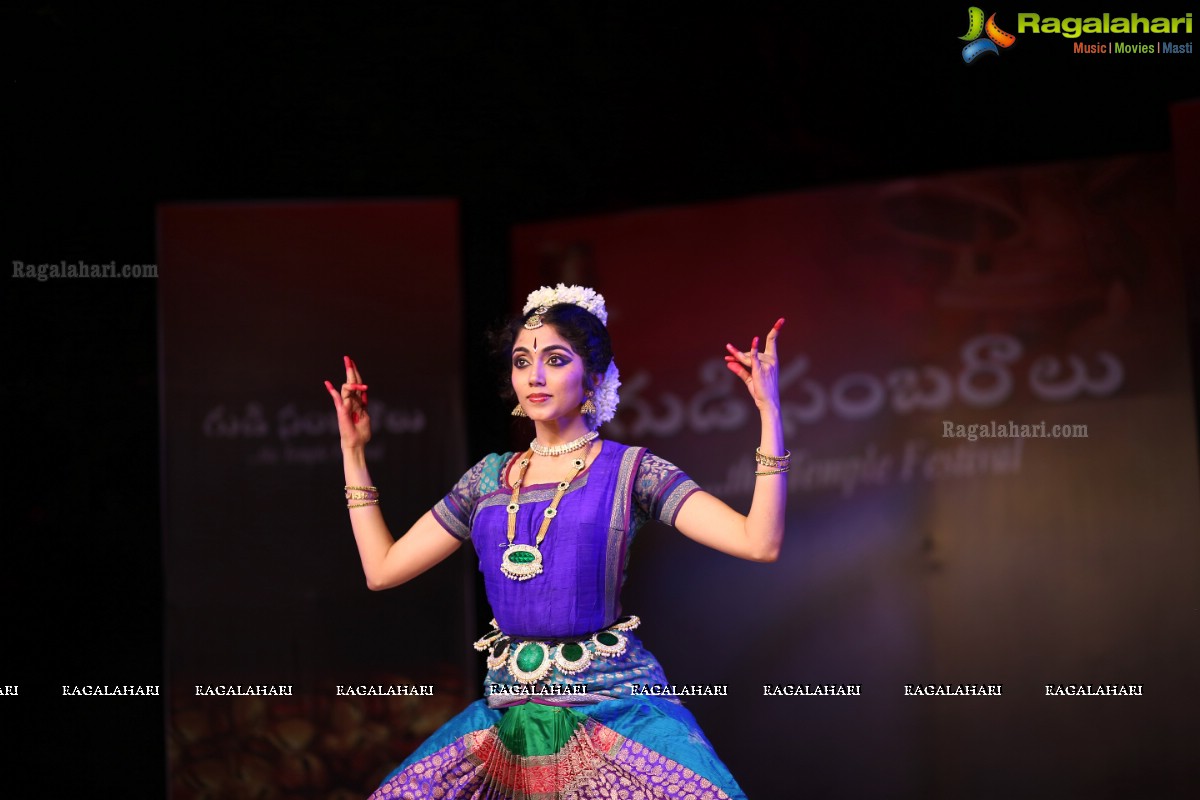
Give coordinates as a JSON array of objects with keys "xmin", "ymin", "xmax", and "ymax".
[{"xmin": 5, "ymin": 3, "xmax": 1196, "ymax": 795}]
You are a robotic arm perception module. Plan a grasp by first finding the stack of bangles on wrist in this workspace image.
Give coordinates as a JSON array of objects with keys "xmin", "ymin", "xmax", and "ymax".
[
  {"xmin": 754, "ymin": 448, "xmax": 791, "ymax": 476},
  {"xmin": 345, "ymin": 485, "xmax": 379, "ymax": 508}
]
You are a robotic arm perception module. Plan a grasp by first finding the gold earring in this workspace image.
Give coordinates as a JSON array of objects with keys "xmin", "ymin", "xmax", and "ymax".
[
  {"xmin": 512, "ymin": 404, "xmax": 528, "ymax": 418},
  {"xmin": 580, "ymin": 393, "xmax": 597, "ymax": 415}
]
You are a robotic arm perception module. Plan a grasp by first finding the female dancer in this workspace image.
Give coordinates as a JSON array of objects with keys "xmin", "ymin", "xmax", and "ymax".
[{"xmin": 325, "ymin": 285, "xmax": 787, "ymax": 799}]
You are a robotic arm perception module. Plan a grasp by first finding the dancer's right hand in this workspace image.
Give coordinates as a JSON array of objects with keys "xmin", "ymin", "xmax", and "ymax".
[{"xmin": 324, "ymin": 355, "xmax": 371, "ymax": 449}]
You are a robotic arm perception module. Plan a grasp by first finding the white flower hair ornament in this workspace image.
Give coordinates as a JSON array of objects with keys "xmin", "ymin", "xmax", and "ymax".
[
  {"xmin": 523, "ymin": 283, "xmax": 609, "ymax": 324},
  {"xmin": 522, "ymin": 284, "xmax": 620, "ymax": 428},
  {"xmin": 587, "ymin": 361, "xmax": 621, "ymax": 428}
]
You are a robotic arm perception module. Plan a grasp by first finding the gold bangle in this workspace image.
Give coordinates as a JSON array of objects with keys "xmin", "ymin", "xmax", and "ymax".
[
  {"xmin": 754, "ymin": 468, "xmax": 789, "ymax": 476},
  {"xmin": 347, "ymin": 500, "xmax": 380, "ymax": 508},
  {"xmin": 345, "ymin": 484, "xmax": 378, "ymax": 491},
  {"xmin": 754, "ymin": 448, "xmax": 791, "ymax": 468},
  {"xmin": 345, "ymin": 489, "xmax": 379, "ymax": 500}
]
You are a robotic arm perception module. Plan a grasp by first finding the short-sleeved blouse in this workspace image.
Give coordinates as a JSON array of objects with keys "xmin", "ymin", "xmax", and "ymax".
[{"xmin": 431, "ymin": 441, "xmax": 698, "ymax": 639}]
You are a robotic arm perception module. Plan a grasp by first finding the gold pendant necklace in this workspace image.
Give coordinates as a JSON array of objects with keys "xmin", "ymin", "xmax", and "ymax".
[{"xmin": 500, "ymin": 443, "xmax": 592, "ymax": 581}]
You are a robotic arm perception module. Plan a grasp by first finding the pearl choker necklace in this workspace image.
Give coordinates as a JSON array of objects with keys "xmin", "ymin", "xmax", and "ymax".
[{"xmin": 530, "ymin": 431, "xmax": 599, "ymax": 457}]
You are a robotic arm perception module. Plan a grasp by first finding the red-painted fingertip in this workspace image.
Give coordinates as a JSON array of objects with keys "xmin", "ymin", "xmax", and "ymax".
[{"xmin": 774, "ymin": 318, "xmax": 785, "ymax": 329}]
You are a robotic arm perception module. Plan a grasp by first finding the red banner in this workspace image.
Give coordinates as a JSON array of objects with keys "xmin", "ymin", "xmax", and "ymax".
[
  {"xmin": 513, "ymin": 153, "xmax": 1200, "ymax": 797},
  {"xmin": 159, "ymin": 200, "xmax": 471, "ymax": 797}
]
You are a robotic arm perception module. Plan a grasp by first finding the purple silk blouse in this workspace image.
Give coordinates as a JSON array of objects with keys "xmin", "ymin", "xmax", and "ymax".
[{"xmin": 433, "ymin": 442, "xmax": 698, "ymax": 639}]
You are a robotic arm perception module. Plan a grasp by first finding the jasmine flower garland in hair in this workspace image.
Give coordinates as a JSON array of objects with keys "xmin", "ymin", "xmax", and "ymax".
[
  {"xmin": 588, "ymin": 361, "xmax": 621, "ymax": 427},
  {"xmin": 523, "ymin": 284, "xmax": 609, "ymax": 325}
]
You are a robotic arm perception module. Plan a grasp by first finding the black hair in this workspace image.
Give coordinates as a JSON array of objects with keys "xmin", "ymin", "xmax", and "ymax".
[{"xmin": 489, "ymin": 303, "xmax": 613, "ymax": 401}]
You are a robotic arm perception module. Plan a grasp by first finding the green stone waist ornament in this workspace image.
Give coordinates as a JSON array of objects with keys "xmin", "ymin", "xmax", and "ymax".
[
  {"xmin": 500, "ymin": 445, "xmax": 592, "ymax": 581},
  {"xmin": 472, "ymin": 616, "xmax": 642, "ymax": 684}
]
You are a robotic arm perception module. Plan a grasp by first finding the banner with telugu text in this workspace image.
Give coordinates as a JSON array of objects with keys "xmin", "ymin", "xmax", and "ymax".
[{"xmin": 512, "ymin": 152, "xmax": 1200, "ymax": 798}]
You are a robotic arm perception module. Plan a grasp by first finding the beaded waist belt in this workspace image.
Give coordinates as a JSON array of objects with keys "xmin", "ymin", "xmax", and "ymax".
[{"xmin": 473, "ymin": 615, "xmax": 641, "ymax": 685}]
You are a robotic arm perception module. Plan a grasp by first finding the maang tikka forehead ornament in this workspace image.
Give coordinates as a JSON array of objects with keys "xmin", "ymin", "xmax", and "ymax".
[
  {"xmin": 523, "ymin": 307, "xmax": 548, "ymax": 330},
  {"xmin": 518, "ymin": 283, "xmax": 622, "ymax": 427}
]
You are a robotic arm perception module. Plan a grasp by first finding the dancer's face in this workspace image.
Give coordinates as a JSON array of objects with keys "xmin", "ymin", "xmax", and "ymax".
[{"xmin": 511, "ymin": 325, "xmax": 589, "ymax": 423}]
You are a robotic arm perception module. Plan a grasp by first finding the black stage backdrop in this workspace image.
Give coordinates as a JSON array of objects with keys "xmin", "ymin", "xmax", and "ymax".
[{"xmin": 159, "ymin": 200, "xmax": 471, "ymax": 797}]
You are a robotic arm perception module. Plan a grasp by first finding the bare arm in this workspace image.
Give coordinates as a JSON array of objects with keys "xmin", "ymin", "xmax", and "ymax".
[
  {"xmin": 673, "ymin": 320, "xmax": 787, "ymax": 563},
  {"xmin": 325, "ymin": 356, "xmax": 463, "ymax": 591}
]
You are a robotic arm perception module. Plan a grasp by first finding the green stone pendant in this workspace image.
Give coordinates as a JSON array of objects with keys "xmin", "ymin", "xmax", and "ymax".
[
  {"xmin": 591, "ymin": 629, "xmax": 627, "ymax": 657},
  {"xmin": 515, "ymin": 643, "xmax": 544, "ymax": 672},
  {"xmin": 508, "ymin": 642, "xmax": 552, "ymax": 683},
  {"xmin": 553, "ymin": 640, "xmax": 592, "ymax": 675},
  {"xmin": 500, "ymin": 543, "xmax": 543, "ymax": 581}
]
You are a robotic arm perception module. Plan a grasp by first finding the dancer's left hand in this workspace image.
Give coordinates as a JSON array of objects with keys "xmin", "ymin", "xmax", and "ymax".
[{"xmin": 724, "ymin": 318, "xmax": 784, "ymax": 412}]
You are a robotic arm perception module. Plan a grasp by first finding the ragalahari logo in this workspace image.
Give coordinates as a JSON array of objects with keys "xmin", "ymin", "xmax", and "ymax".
[{"xmin": 960, "ymin": 7, "xmax": 1017, "ymax": 62}]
